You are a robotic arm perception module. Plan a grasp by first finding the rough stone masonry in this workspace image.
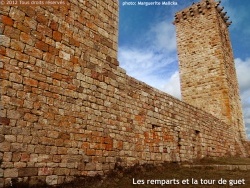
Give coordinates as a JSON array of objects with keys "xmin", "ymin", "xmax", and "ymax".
[{"xmin": 0, "ymin": 0, "xmax": 249, "ymax": 187}]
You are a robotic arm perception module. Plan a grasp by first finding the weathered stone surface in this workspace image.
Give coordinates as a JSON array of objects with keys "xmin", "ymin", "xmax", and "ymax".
[
  {"xmin": 38, "ymin": 167, "xmax": 53, "ymax": 176},
  {"xmin": 46, "ymin": 175, "xmax": 58, "ymax": 185},
  {"xmin": 0, "ymin": 117, "xmax": 10, "ymax": 125},
  {"xmin": 4, "ymin": 169, "xmax": 18, "ymax": 178},
  {"xmin": 0, "ymin": 35, "xmax": 11, "ymax": 47},
  {"xmin": 0, "ymin": 0, "xmax": 248, "ymax": 187},
  {"xmin": 18, "ymin": 168, "xmax": 38, "ymax": 177},
  {"xmin": 174, "ymin": 0, "xmax": 246, "ymax": 140}
]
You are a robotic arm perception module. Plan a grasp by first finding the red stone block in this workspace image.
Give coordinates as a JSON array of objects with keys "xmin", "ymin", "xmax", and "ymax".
[
  {"xmin": 20, "ymin": 32, "xmax": 34, "ymax": 45},
  {"xmin": 86, "ymin": 149, "xmax": 96, "ymax": 156},
  {"xmin": 19, "ymin": 7, "xmax": 36, "ymax": 17},
  {"xmin": 38, "ymin": 82, "xmax": 49, "ymax": 90},
  {"xmin": 69, "ymin": 37, "xmax": 80, "ymax": 47},
  {"xmin": 24, "ymin": 113, "xmax": 38, "ymax": 122},
  {"xmin": 70, "ymin": 56, "xmax": 78, "ymax": 64},
  {"xmin": 50, "ymin": 21, "xmax": 59, "ymax": 30},
  {"xmin": 30, "ymin": 72, "xmax": 46, "ymax": 82},
  {"xmin": 0, "ymin": 69, "xmax": 9, "ymax": 79},
  {"xmin": 1, "ymin": 15, "xmax": 14, "ymax": 26},
  {"xmin": 105, "ymin": 144, "xmax": 113, "ymax": 151},
  {"xmin": 24, "ymin": 45, "xmax": 43, "ymax": 59},
  {"xmin": 43, "ymin": 52, "xmax": 55, "ymax": 64},
  {"xmin": 51, "ymin": 72, "xmax": 63, "ymax": 80},
  {"xmin": 16, "ymin": 22, "xmax": 30, "ymax": 33},
  {"xmin": 15, "ymin": 51, "xmax": 29, "ymax": 62},
  {"xmin": 20, "ymin": 153, "xmax": 30, "ymax": 162},
  {"xmin": 38, "ymin": 167, "xmax": 53, "ymax": 176},
  {"xmin": 53, "ymin": 31, "xmax": 62, "ymax": 42},
  {"xmin": 37, "ymin": 14, "xmax": 49, "ymax": 25},
  {"xmin": 24, "ymin": 77, "xmax": 38, "ymax": 87},
  {"xmin": 91, "ymin": 70, "xmax": 99, "ymax": 79},
  {"xmin": 10, "ymin": 97, "xmax": 23, "ymax": 107},
  {"xmin": 35, "ymin": 41, "xmax": 49, "ymax": 52},
  {"xmin": 37, "ymin": 24, "xmax": 52, "ymax": 37},
  {"xmin": 49, "ymin": 46, "xmax": 59, "ymax": 55},
  {"xmin": 0, "ymin": 117, "xmax": 10, "ymax": 125},
  {"xmin": 4, "ymin": 26, "xmax": 20, "ymax": 40},
  {"xmin": 58, "ymin": 133, "xmax": 70, "ymax": 140},
  {"xmin": 0, "ymin": 46, "xmax": 6, "ymax": 55}
]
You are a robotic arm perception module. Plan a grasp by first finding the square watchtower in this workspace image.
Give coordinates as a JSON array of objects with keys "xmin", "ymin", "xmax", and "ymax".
[{"xmin": 174, "ymin": 0, "xmax": 246, "ymax": 139}]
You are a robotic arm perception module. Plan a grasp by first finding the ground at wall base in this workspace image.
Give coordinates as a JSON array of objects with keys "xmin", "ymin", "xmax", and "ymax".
[{"xmin": 4, "ymin": 157, "xmax": 250, "ymax": 188}]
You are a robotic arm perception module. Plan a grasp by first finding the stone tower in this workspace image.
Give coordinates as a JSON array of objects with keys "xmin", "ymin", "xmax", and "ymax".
[{"xmin": 174, "ymin": 0, "xmax": 246, "ymax": 139}]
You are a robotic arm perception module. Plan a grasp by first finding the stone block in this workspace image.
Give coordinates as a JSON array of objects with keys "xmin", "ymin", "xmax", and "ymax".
[
  {"xmin": 4, "ymin": 26, "xmax": 20, "ymax": 40},
  {"xmin": 13, "ymin": 162, "xmax": 26, "ymax": 168},
  {"xmin": 9, "ymin": 7, "xmax": 25, "ymax": 22},
  {"xmin": 0, "ymin": 35, "xmax": 10, "ymax": 47},
  {"xmin": 59, "ymin": 51, "xmax": 70, "ymax": 61},
  {"xmin": 0, "ymin": 117, "xmax": 10, "ymax": 125},
  {"xmin": 20, "ymin": 32, "xmax": 35, "ymax": 45},
  {"xmin": 54, "ymin": 168, "xmax": 70, "ymax": 176},
  {"xmin": 16, "ymin": 22, "xmax": 30, "ymax": 33},
  {"xmin": 24, "ymin": 17, "xmax": 37, "ymax": 30},
  {"xmin": 4, "ymin": 135, "xmax": 16, "ymax": 142},
  {"xmin": 1, "ymin": 15, "xmax": 13, "ymax": 26},
  {"xmin": 3, "ymin": 152, "xmax": 12, "ymax": 162},
  {"xmin": 35, "ymin": 41, "xmax": 49, "ymax": 52},
  {"xmin": 0, "ymin": 142, "xmax": 11, "ymax": 152},
  {"xmin": 85, "ymin": 163, "xmax": 96, "ymax": 171},
  {"xmin": 4, "ymin": 169, "xmax": 18, "ymax": 178},
  {"xmin": 53, "ymin": 31, "xmax": 62, "ymax": 42},
  {"xmin": 18, "ymin": 168, "xmax": 38, "ymax": 177},
  {"xmin": 10, "ymin": 39, "xmax": 25, "ymax": 51},
  {"xmin": 24, "ymin": 45, "xmax": 43, "ymax": 59},
  {"xmin": 38, "ymin": 167, "xmax": 53, "ymax": 176},
  {"xmin": 15, "ymin": 51, "xmax": 29, "ymax": 62},
  {"xmin": 46, "ymin": 175, "xmax": 58, "ymax": 185},
  {"xmin": 37, "ymin": 24, "xmax": 52, "ymax": 38},
  {"xmin": 23, "ymin": 77, "xmax": 38, "ymax": 87},
  {"xmin": 7, "ymin": 110, "xmax": 21, "ymax": 120}
]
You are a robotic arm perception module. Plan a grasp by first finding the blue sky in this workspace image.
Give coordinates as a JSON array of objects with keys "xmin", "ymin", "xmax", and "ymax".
[{"xmin": 118, "ymin": 0, "xmax": 250, "ymax": 138}]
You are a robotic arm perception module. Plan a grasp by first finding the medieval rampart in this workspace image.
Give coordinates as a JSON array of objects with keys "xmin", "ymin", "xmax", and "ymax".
[{"xmin": 0, "ymin": 0, "xmax": 248, "ymax": 186}]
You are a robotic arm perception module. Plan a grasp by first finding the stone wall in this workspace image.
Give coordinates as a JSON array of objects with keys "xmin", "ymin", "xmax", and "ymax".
[
  {"xmin": 244, "ymin": 141, "xmax": 250, "ymax": 156},
  {"xmin": 0, "ymin": 0, "xmax": 248, "ymax": 187}
]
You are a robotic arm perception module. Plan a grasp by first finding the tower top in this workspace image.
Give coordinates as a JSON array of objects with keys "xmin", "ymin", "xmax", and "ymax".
[{"xmin": 173, "ymin": 0, "xmax": 232, "ymax": 27}]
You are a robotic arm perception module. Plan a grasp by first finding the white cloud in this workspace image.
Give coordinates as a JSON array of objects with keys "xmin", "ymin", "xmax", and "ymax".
[
  {"xmin": 235, "ymin": 58, "xmax": 250, "ymax": 92},
  {"xmin": 118, "ymin": 20, "xmax": 179, "ymax": 95},
  {"xmin": 118, "ymin": 47, "xmax": 178, "ymax": 91},
  {"xmin": 148, "ymin": 21, "xmax": 177, "ymax": 52},
  {"xmin": 162, "ymin": 71, "xmax": 181, "ymax": 99},
  {"xmin": 235, "ymin": 58, "xmax": 250, "ymax": 139}
]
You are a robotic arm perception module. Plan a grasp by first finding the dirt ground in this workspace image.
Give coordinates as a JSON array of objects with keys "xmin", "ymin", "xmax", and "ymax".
[
  {"xmin": 9, "ymin": 157, "xmax": 250, "ymax": 188},
  {"xmin": 57, "ymin": 157, "xmax": 250, "ymax": 188}
]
